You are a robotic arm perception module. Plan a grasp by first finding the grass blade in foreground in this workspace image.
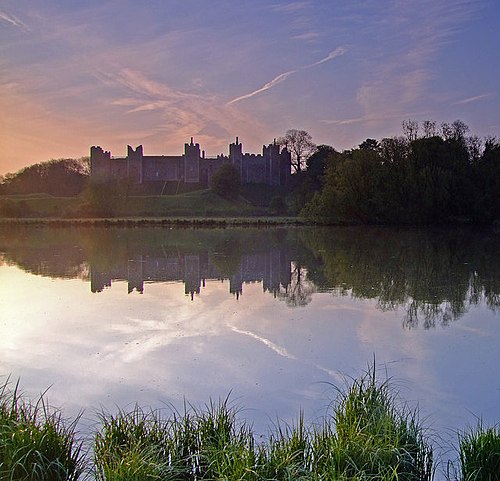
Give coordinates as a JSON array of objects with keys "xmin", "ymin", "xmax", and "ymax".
[
  {"xmin": 458, "ymin": 423, "xmax": 500, "ymax": 481},
  {"xmin": 0, "ymin": 378, "xmax": 84, "ymax": 481},
  {"xmin": 93, "ymin": 365, "xmax": 434, "ymax": 481}
]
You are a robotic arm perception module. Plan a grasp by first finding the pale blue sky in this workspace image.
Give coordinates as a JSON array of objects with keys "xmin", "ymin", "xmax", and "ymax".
[{"xmin": 0, "ymin": 0, "xmax": 498, "ymax": 173}]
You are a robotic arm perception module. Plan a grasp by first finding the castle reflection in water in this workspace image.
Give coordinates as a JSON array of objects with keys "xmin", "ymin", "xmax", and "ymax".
[
  {"xmin": 90, "ymin": 248, "xmax": 292, "ymax": 300},
  {"xmin": 2, "ymin": 226, "xmax": 498, "ymax": 327}
]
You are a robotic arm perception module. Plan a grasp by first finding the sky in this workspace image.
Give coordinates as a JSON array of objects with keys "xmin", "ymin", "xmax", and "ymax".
[{"xmin": 0, "ymin": 0, "xmax": 499, "ymax": 174}]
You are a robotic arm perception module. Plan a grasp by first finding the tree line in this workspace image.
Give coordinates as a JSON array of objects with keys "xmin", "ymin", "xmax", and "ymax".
[
  {"xmin": 0, "ymin": 157, "xmax": 89, "ymax": 196},
  {"xmin": 300, "ymin": 120, "xmax": 500, "ymax": 224}
]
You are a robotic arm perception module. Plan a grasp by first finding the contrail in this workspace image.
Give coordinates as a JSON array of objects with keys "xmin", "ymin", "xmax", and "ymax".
[
  {"xmin": 227, "ymin": 46, "xmax": 347, "ymax": 105},
  {"xmin": 227, "ymin": 70, "xmax": 297, "ymax": 105}
]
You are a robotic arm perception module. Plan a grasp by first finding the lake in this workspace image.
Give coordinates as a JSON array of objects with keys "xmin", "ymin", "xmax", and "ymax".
[{"xmin": 1, "ymin": 225, "xmax": 499, "ymax": 476}]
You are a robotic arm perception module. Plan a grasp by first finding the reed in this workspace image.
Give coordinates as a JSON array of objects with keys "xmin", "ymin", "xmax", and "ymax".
[
  {"xmin": 0, "ymin": 378, "xmax": 84, "ymax": 481},
  {"xmin": 458, "ymin": 423, "xmax": 500, "ymax": 481},
  {"xmin": 93, "ymin": 399, "xmax": 259, "ymax": 481},
  {"xmin": 93, "ymin": 367, "xmax": 434, "ymax": 481},
  {"xmin": 326, "ymin": 365, "xmax": 434, "ymax": 480}
]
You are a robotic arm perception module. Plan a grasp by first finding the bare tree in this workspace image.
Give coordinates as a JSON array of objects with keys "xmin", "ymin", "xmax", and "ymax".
[
  {"xmin": 441, "ymin": 120, "xmax": 470, "ymax": 141},
  {"xmin": 278, "ymin": 129, "xmax": 316, "ymax": 174},
  {"xmin": 402, "ymin": 120, "xmax": 419, "ymax": 141},
  {"xmin": 422, "ymin": 120, "xmax": 437, "ymax": 138}
]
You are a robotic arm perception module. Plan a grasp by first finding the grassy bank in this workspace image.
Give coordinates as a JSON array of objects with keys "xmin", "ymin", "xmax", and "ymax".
[
  {"xmin": 0, "ymin": 216, "xmax": 305, "ymax": 227},
  {"xmin": 0, "ymin": 190, "xmax": 278, "ymax": 219},
  {"xmin": 3, "ymin": 367, "xmax": 499, "ymax": 481}
]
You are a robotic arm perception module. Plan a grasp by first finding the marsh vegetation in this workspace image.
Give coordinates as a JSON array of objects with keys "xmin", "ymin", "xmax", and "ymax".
[
  {"xmin": 2, "ymin": 367, "xmax": 500, "ymax": 480},
  {"xmin": 0, "ymin": 379, "xmax": 84, "ymax": 481}
]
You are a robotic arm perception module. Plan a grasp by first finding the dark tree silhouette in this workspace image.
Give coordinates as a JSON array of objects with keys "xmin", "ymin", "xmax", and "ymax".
[
  {"xmin": 210, "ymin": 163, "xmax": 241, "ymax": 200},
  {"xmin": 0, "ymin": 157, "xmax": 89, "ymax": 196},
  {"xmin": 302, "ymin": 120, "xmax": 499, "ymax": 225},
  {"xmin": 278, "ymin": 129, "xmax": 316, "ymax": 174}
]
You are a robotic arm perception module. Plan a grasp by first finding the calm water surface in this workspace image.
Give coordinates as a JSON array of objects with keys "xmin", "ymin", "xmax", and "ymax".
[{"xmin": 1, "ymin": 225, "xmax": 499, "ymax": 474}]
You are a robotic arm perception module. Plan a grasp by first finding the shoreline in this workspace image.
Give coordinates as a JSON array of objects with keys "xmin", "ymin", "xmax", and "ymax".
[{"xmin": 0, "ymin": 216, "xmax": 308, "ymax": 227}]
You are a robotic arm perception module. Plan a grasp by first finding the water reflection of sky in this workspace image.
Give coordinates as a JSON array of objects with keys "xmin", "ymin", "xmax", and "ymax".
[{"xmin": 1, "ymin": 260, "xmax": 499, "ymax": 478}]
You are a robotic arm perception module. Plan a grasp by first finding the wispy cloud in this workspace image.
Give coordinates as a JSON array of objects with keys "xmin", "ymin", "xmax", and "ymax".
[
  {"xmin": 291, "ymin": 31, "xmax": 321, "ymax": 42},
  {"xmin": 352, "ymin": 0, "xmax": 481, "ymax": 125},
  {"xmin": 269, "ymin": 2, "xmax": 311, "ymax": 13},
  {"xmin": 452, "ymin": 93, "xmax": 494, "ymax": 106},
  {"xmin": 97, "ymin": 68, "xmax": 199, "ymax": 102},
  {"xmin": 320, "ymin": 109, "xmax": 430, "ymax": 127},
  {"xmin": 96, "ymin": 67, "xmax": 269, "ymax": 154},
  {"xmin": 227, "ymin": 47, "xmax": 347, "ymax": 105},
  {"xmin": 0, "ymin": 10, "xmax": 30, "ymax": 32}
]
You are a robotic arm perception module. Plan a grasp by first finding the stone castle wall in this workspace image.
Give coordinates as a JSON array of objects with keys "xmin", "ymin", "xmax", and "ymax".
[{"xmin": 90, "ymin": 137, "xmax": 291, "ymax": 186}]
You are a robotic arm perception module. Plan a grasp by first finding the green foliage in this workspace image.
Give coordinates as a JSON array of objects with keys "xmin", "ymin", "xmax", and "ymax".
[
  {"xmin": 210, "ymin": 163, "xmax": 241, "ymax": 200},
  {"xmin": 92, "ymin": 367, "xmax": 434, "ymax": 481},
  {"xmin": 94, "ymin": 398, "xmax": 258, "ymax": 481},
  {"xmin": 305, "ymin": 144, "xmax": 336, "ymax": 186},
  {"xmin": 0, "ymin": 379, "xmax": 84, "ymax": 481},
  {"xmin": 329, "ymin": 365, "xmax": 433, "ymax": 480},
  {"xmin": 458, "ymin": 424, "xmax": 500, "ymax": 481},
  {"xmin": 302, "ymin": 121, "xmax": 500, "ymax": 225},
  {"xmin": 0, "ymin": 158, "xmax": 89, "ymax": 196},
  {"xmin": 18, "ymin": 365, "xmax": 500, "ymax": 481},
  {"xmin": 78, "ymin": 178, "xmax": 128, "ymax": 217}
]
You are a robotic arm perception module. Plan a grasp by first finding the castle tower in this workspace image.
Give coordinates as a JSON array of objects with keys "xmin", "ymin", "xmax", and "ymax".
[
  {"xmin": 263, "ymin": 140, "xmax": 281, "ymax": 185},
  {"xmin": 229, "ymin": 137, "xmax": 243, "ymax": 177},
  {"xmin": 127, "ymin": 145, "xmax": 143, "ymax": 183},
  {"xmin": 90, "ymin": 146, "xmax": 112, "ymax": 180},
  {"xmin": 184, "ymin": 137, "xmax": 200, "ymax": 183}
]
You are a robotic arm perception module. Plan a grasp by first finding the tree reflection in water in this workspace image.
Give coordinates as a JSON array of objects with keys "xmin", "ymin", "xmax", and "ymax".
[{"xmin": 0, "ymin": 225, "xmax": 498, "ymax": 328}]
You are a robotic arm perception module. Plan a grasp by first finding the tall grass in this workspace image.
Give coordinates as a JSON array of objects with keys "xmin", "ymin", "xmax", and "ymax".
[
  {"xmin": 0, "ymin": 378, "xmax": 84, "ymax": 481},
  {"xmin": 93, "ymin": 367, "xmax": 434, "ymax": 481},
  {"xmin": 458, "ymin": 423, "xmax": 500, "ymax": 481},
  {"xmin": 93, "ymin": 398, "xmax": 259, "ymax": 481},
  {"xmin": 15, "ymin": 366, "xmax": 500, "ymax": 481},
  {"xmin": 325, "ymin": 366, "xmax": 433, "ymax": 480}
]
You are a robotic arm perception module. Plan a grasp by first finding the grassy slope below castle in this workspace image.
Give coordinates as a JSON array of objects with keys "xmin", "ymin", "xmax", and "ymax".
[{"xmin": 0, "ymin": 190, "xmax": 280, "ymax": 219}]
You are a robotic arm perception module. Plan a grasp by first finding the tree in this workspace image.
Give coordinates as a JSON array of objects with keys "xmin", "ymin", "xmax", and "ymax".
[
  {"xmin": 210, "ymin": 163, "xmax": 241, "ymax": 200},
  {"xmin": 359, "ymin": 138, "xmax": 379, "ymax": 150},
  {"xmin": 422, "ymin": 120, "xmax": 437, "ymax": 138},
  {"xmin": 277, "ymin": 129, "xmax": 316, "ymax": 174},
  {"xmin": 402, "ymin": 119, "xmax": 419, "ymax": 141},
  {"xmin": 305, "ymin": 144, "xmax": 336, "ymax": 184},
  {"xmin": 79, "ymin": 177, "xmax": 127, "ymax": 217},
  {"xmin": 0, "ymin": 157, "xmax": 89, "ymax": 196}
]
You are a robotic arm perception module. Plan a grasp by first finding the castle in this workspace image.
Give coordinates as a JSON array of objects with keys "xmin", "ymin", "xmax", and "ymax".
[{"xmin": 90, "ymin": 137, "xmax": 291, "ymax": 187}]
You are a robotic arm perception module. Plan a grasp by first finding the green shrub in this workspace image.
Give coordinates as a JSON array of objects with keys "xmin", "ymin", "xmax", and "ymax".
[{"xmin": 210, "ymin": 164, "xmax": 241, "ymax": 200}]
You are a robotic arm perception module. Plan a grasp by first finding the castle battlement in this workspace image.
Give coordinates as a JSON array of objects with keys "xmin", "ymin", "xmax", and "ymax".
[{"xmin": 90, "ymin": 137, "xmax": 291, "ymax": 187}]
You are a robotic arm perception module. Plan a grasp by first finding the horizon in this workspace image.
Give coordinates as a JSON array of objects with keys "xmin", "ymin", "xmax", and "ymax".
[{"xmin": 1, "ymin": 0, "xmax": 499, "ymax": 176}]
